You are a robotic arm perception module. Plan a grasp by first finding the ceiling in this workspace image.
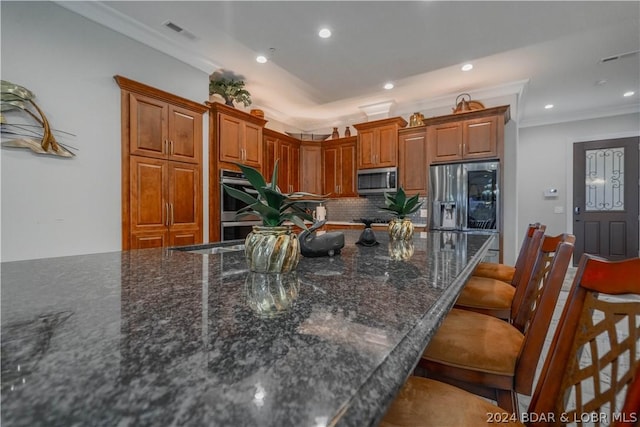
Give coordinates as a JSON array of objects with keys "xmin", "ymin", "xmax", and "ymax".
[{"xmin": 62, "ymin": 1, "xmax": 639, "ymax": 131}]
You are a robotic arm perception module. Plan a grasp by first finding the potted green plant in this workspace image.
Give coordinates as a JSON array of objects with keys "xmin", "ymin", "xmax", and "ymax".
[
  {"xmin": 222, "ymin": 160, "xmax": 322, "ymax": 273},
  {"xmin": 209, "ymin": 69, "xmax": 252, "ymax": 108},
  {"xmin": 380, "ymin": 187, "xmax": 423, "ymax": 240}
]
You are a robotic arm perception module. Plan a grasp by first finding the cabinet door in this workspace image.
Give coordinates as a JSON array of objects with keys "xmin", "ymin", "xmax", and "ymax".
[
  {"xmin": 278, "ymin": 140, "xmax": 292, "ymax": 192},
  {"xmin": 290, "ymin": 142, "xmax": 300, "ymax": 193},
  {"xmin": 463, "ymin": 116, "xmax": 498, "ymax": 159},
  {"xmin": 430, "ymin": 122, "xmax": 463, "ymax": 162},
  {"xmin": 301, "ymin": 144, "xmax": 322, "ymax": 195},
  {"xmin": 263, "ymin": 135, "xmax": 278, "ymax": 181},
  {"xmin": 168, "ymin": 162, "xmax": 200, "ymax": 240},
  {"xmin": 130, "ymin": 156, "xmax": 169, "ymax": 249},
  {"xmin": 243, "ymin": 122, "xmax": 263, "ymax": 169},
  {"xmin": 377, "ymin": 125, "xmax": 398, "ymax": 167},
  {"xmin": 399, "ymin": 131, "xmax": 427, "ymax": 195},
  {"xmin": 358, "ymin": 130, "xmax": 376, "ymax": 169},
  {"xmin": 168, "ymin": 105, "xmax": 201, "ymax": 164},
  {"xmin": 322, "ymin": 146, "xmax": 339, "ymax": 197},
  {"xmin": 130, "ymin": 93, "xmax": 168, "ymax": 160},
  {"xmin": 219, "ymin": 114, "xmax": 243, "ymax": 164},
  {"xmin": 339, "ymin": 142, "xmax": 357, "ymax": 197}
]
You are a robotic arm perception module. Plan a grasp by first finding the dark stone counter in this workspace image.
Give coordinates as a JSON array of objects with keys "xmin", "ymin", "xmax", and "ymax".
[{"xmin": 1, "ymin": 230, "xmax": 493, "ymax": 427}]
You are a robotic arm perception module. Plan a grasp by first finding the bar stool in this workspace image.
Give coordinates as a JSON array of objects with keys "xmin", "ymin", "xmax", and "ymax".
[
  {"xmin": 455, "ymin": 226, "xmax": 551, "ymax": 320},
  {"xmin": 380, "ymin": 254, "xmax": 640, "ymax": 427},
  {"xmin": 472, "ymin": 222, "xmax": 543, "ymax": 283},
  {"xmin": 416, "ymin": 235, "xmax": 575, "ymax": 413}
]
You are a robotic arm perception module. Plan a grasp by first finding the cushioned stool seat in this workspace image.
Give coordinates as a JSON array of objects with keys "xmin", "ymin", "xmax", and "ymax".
[
  {"xmin": 418, "ymin": 237, "xmax": 575, "ymax": 412},
  {"xmin": 384, "ymin": 254, "xmax": 639, "ymax": 426},
  {"xmin": 422, "ymin": 308, "xmax": 523, "ymax": 376},
  {"xmin": 379, "ymin": 377, "xmax": 524, "ymax": 427},
  {"xmin": 472, "ymin": 262, "xmax": 516, "ymax": 283},
  {"xmin": 455, "ymin": 276, "xmax": 515, "ymax": 315}
]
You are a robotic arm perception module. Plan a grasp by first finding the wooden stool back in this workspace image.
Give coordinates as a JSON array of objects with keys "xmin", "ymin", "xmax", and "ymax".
[{"xmin": 529, "ymin": 255, "xmax": 640, "ymax": 425}]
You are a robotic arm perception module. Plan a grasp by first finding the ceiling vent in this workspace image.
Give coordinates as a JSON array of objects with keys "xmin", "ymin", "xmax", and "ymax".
[
  {"xmin": 600, "ymin": 50, "xmax": 639, "ymax": 63},
  {"xmin": 162, "ymin": 21, "xmax": 197, "ymax": 41}
]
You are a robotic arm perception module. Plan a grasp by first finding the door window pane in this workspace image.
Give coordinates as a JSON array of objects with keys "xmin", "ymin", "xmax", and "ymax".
[{"xmin": 585, "ymin": 147, "xmax": 624, "ymax": 211}]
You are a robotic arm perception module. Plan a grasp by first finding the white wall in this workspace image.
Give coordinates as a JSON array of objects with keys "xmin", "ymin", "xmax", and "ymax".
[
  {"xmin": 1, "ymin": 2, "xmax": 210, "ymax": 261},
  {"xmin": 518, "ymin": 113, "xmax": 640, "ymax": 240}
]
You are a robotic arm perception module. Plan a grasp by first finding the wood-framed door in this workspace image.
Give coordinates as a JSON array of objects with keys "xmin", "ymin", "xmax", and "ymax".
[{"xmin": 573, "ymin": 136, "xmax": 639, "ymax": 263}]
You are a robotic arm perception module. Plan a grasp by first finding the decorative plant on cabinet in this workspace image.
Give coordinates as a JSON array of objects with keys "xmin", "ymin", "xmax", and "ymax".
[{"xmin": 209, "ymin": 69, "xmax": 252, "ymax": 108}]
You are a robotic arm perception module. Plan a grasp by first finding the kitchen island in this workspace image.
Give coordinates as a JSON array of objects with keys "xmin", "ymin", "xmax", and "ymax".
[{"xmin": 1, "ymin": 230, "xmax": 493, "ymax": 426}]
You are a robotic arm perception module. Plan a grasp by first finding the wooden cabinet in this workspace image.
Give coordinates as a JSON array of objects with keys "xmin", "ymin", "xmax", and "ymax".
[
  {"xmin": 129, "ymin": 157, "xmax": 201, "ymax": 249},
  {"xmin": 398, "ymin": 128, "xmax": 428, "ymax": 195},
  {"xmin": 280, "ymin": 139, "xmax": 300, "ymax": 193},
  {"xmin": 353, "ymin": 117, "xmax": 407, "ymax": 169},
  {"xmin": 129, "ymin": 92, "xmax": 201, "ymax": 164},
  {"xmin": 323, "ymin": 137, "xmax": 357, "ymax": 197},
  {"xmin": 211, "ymin": 102, "xmax": 266, "ymax": 171},
  {"xmin": 427, "ymin": 107, "xmax": 508, "ymax": 163},
  {"xmin": 300, "ymin": 142, "xmax": 322, "ymax": 194},
  {"xmin": 116, "ymin": 75, "xmax": 206, "ymax": 250},
  {"xmin": 263, "ymin": 129, "xmax": 300, "ymax": 193}
]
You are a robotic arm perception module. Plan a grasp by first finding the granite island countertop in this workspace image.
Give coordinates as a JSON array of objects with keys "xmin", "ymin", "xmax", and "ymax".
[{"xmin": 1, "ymin": 230, "xmax": 493, "ymax": 427}]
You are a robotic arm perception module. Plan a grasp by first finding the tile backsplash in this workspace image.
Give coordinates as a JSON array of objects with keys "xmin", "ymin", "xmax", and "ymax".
[{"xmin": 322, "ymin": 195, "xmax": 428, "ymax": 223}]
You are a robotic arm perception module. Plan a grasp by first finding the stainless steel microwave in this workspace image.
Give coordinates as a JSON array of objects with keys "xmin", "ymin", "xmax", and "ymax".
[{"xmin": 357, "ymin": 167, "xmax": 397, "ymax": 194}]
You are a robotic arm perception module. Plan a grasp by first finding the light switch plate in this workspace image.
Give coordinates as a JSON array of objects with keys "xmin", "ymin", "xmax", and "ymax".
[
  {"xmin": 554, "ymin": 206, "xmax": 564, "ymax": 214},
  {"xmin": 419, "ymin": 209, "xmax": 428, "ymax": 218}
]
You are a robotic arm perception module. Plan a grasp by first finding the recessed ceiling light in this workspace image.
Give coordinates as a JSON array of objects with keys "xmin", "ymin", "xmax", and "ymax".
[
  {"xmin": 544, "ymin": 104, "xmax": 554, "ymax": 109},
  {"xmin": 461, "ymin": 63, "xmax": 473, "ymax": 71},
  {"xmin": 318, "ymin": 28, "xmax": 332, "ymax": 39},
  {"xmin": 623, "ymin": 91, "xmax": 635, "ymax": 97},
  {"xmin": 256, "ymin": 55, "xmax": 267, "ymax": 64},
  {"xmin": 384, "ymin": 82, "xmax": 394, "ymax": 90}
]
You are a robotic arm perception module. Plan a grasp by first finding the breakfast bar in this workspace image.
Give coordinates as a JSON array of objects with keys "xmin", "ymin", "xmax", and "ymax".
[{"xmin": 1, "ymin": 230, "xmax": 494, "ymax": 426}]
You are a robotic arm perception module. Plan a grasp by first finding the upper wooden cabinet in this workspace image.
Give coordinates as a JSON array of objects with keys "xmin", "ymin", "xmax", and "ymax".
[
  {"xmin": 323, "ymin": 136, "xmax": 357, "ymax": 197},
  {"xmin": 115, "ymin": 75, "xmax": 206, "ymax": 250},
  {"xmin": 398, "ymin": 128, "xmax": 428, "ymax": 196},
  {"xmin": 209, "ymin": 102, "xmax": 267, "ymax": 171},
  {"xmin": 427, "ymin": 106, "xmax": 510, "ymax": 163},
  {"xmin": 300, "ymin": 142, "xmax": 323, "ymax": 195},
  {"xmin": 353, "ymin": 117, "xmax": 407, "ymax": 169},
  {"xmin": 263, "ymin": 129, "xmax": 300, "ymax": 193},
  {"xmin": 127, "ymin": 89, "xmax": 202, "ymax": 165}
]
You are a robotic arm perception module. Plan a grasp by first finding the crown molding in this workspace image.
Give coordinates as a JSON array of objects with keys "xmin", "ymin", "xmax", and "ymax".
[
  {"xmin": 54, "ymin": 1, "xmax": 219, "ymax": 74},
  {"xmin": 518, "ymin": 103, "xmax": 640, "ymax": 128}
]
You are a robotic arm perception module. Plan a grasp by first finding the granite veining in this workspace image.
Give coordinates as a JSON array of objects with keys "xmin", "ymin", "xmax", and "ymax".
[{"xmin": 1, "ymin": 230, "xmax": 493, "ymax": 426}]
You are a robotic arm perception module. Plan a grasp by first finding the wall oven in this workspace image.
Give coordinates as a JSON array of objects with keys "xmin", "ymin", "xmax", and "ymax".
[{"xmin": 220, "ymin": 169, "xmax": 261, "ymax": 241}]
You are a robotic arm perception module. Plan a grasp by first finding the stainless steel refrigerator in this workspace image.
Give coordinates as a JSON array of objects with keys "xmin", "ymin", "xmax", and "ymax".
[{"xmin": 429, "ymin": 161, "xmax": 500, "ymax": 232}]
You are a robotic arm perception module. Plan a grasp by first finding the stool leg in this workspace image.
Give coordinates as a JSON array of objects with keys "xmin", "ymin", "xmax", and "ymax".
[{"xmin": 496, "ymin": 389, "xmax": 519, "ymax": 416}]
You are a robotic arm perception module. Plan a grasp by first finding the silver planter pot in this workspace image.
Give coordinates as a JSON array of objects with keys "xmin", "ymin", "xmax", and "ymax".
[
  {"xmin": 244, "ymin": 271, "xmax": 300, "ymax": 318},
  {"xmin": 388, "ymin": 239, "xmax": 415, "ymax": 261},
  {"xmin": 388, "ymin": 218, "xmax": 414, "ymax": 240},
  {"xmin": 244, "ymin": 225, "xmax": 300, "ymax": 273}
]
